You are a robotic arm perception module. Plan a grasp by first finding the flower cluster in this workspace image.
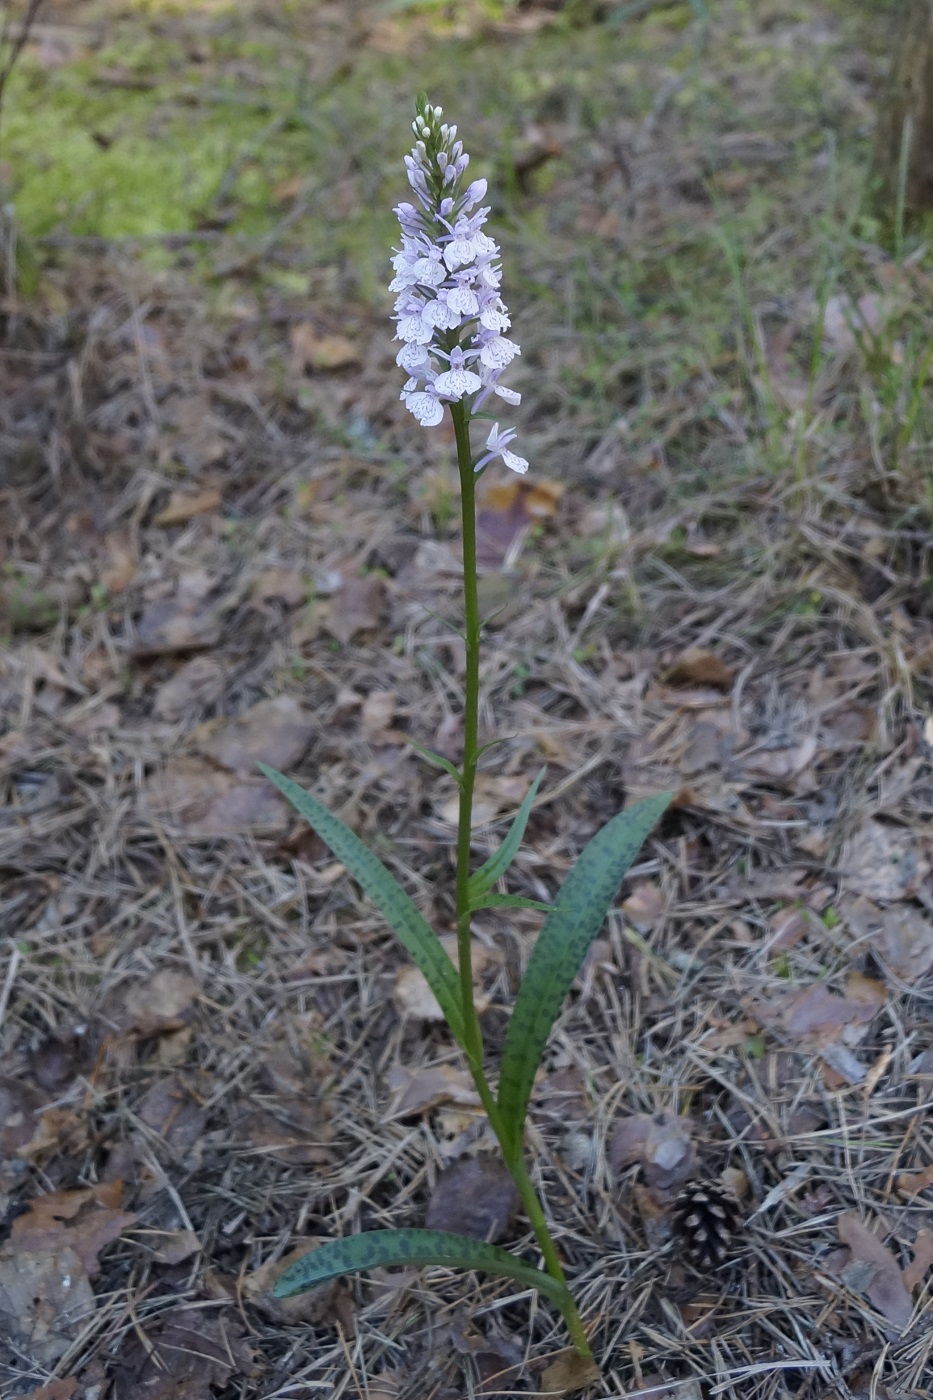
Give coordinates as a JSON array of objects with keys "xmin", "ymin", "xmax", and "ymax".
[{"xmin": 391, "ymin": 96, "xmax": 528, "ymax": 475}]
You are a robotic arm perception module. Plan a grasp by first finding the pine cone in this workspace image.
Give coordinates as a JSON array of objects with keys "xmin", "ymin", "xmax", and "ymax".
[{"xmin": 673, "ymin": 1182, "xmax": 743, "ymax": 1268}]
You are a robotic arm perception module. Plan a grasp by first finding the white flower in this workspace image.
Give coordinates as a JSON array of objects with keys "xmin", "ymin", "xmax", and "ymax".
[
  {"xmin": 474, "ymin": 422, "xmax": 528, "ymax": 475},
  {"xmin": 401, "ymin": 379, "xmax": 445, "ymax": 426},
  {"xmin": 389, "ymin": 97, "xmax": 525, "ymax": 463}
]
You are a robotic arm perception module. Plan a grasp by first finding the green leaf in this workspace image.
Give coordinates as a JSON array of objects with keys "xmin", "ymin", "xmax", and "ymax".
[
  {"xmin": 497, "ymin": 792, "xmax": 672, "ymax": 1155},
  {"xmin": 402, "ymin": 735, "xmax": 463, "ymax": 787},
  {"xmin": 259, "ymin": 765, "xmax": 465, "ymax": 1047},
  {"xmin": 469, "ymin": 893, "xmax": 558, "ymax": 914},
  {"xmin": 272, "ymin": 1228, "xmax": 567, "ymax": 1303},
  {"xmin": 468, "ymin": 768, "xmax": 545, "ymax": 902}
]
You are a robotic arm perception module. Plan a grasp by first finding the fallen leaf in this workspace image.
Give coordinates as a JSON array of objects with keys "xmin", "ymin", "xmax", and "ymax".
[
  {"xmin": 895, "ymin": 1166, "xmax": 933, "ymax": 1197},
  {"xmin": 100, "ymin": 531, "xmax": 137, "ymax": 592},
  {"xmin": 134, "ymin": 572, "xmax": 222, "ymax": 655},
  {"xmin": 437, "ymin": 772, "xmax": 531, "ymax": 828},
  {"xmin": 31, "ymin": 1035, "xmax": 85, "ymax": 1092},
  {"xmin": 750, "ymin": 978, "xmax": 884, "ymax": 1047},
  {"xmin": 532, "ymin": 1066, "xmax": 589, "ymax": 1125},
  {"xmin": 392, "ymin": 936, "xmax": 494, "ymax": 1022},
  {"xmin": 193, "ymin": 694, "xmax": 315, "ymax": 774},
  {"xmin": 1, "ymin": 1075, "xmax": 50, "ymax": 1159},
  {"xmin": 361, "ymin": 689, "xmax": 397, "ymax": 737},
  {"xmin": 153, "ymin": 656, "xmax": 225, "ymax": 721},
  {"xmin": 608, "ymin": 1111, "xmax": 695, "ymax": 1195},
  {"xmin": 136, "ymin": 1075, "xmax": 208, "ymax": 1156},
  {"xmin": 20, "ymin": 1381, "xmax": 79, "ymax": 1400},
  {"xmin": 385, "ymin": 1063, "xmax": 481, "ymax": 1119},
  {"xmin": 108, "ymin": 1307, "xmax": 253, "ymax": 1400},
  {"xmin": 231, "ymin": 1095, "xmax": 334, "ymax": 1166},
  {"xmin": 424, "ymin": 1155, "xmax": 519, "ymax": 1242},
  {"xmin": 538, "ymin": 1348, "xmax": 602, "ymax": 1394},
  {"xmin": 247, "ymin": 1242, "xmax": 345, "ymax": 1325},
  {"xmin": 841, "ymin": 820, "xmax": 928, "ymax": 902},
  {"xmin": 837, "ymin": 1212, "xmax": 912, "ymax": 1333},
  {"xmin": 903, "ymin": 1228, "xmax": 933, "ymax": 1292},
  {"xmin": 12, "ymin": 1182, "xmax": 137, "ymax": 1280},
  {"xmin": 290, "ymin": 321, "xmax": 359, "ymax": 372},
  {"xmin": 123, "ymin": 969, "xmax": 199, "ymax": 1035},
  {"xmin": 153, "ymin": 487, "xmax": 222, "ymax": 526},
  {"xmin": 475, "ymin": 478, "xmax": 561, "ymax": 568},
  {"xmin": 143, "ymin": 1229, "xmax": 202, "ymax": 1265},
  {"xmin": 842, "ymin": 896, "xmax": 933, "ymax": 983},
  {"xmin": 250, "ymin": 567, "xmax": 307, "ymax": 607},
  {"xmin": 662, "ymin": 647, "xmax": 734, "ymax": 690},
  {"xmin": 144, "ymin": 757, "xmax": 291, "ymax": 835},
  {"xmin": 621, "ymin": 881, "xmax": 665, "ymax": 931},
  {"xmin": 327, "ymin": 574, "xmax": 385, "ymax": 645},
  {"xmin": 0, "ymin": 1244, "xmax": 95, "ymax": 1366},
  {"xmin": 741, "ymin": 734, "xmax": 818, "ymax": 785}
]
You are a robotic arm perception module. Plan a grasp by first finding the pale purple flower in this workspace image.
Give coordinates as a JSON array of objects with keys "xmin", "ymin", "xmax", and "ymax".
[
  {"xmin": 473, "ymin": 423, "xmax": 528, "ymax": 476},
  {"xmin": 390, "ymin": 97, "xmax": 527, "ymax": 473}
]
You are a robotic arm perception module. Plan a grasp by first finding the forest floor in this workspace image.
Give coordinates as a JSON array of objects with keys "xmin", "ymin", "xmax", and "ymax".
[{"xmin": 1, "ymin": 1, "xmax": 933, "ymax": 1398}]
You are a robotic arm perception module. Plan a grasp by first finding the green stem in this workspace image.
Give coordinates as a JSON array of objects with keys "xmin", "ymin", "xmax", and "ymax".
[
  {"xmin": 452, "ymin": 401, "xmax": 484, "ymax": 1067},
  {"xmin": 450, "ymin": 402, "xmax": 592, "ymax": 1363}
]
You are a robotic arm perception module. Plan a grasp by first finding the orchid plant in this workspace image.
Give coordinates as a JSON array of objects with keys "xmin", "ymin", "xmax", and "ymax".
[{"xmin": 260, "ymin": 96, "xmax": 671, "ymax": 1364}]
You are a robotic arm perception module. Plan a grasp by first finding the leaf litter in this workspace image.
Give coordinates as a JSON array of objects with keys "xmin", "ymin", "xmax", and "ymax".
[{"xmin": 2, "ymin": 2, "xmax": 933, "ymax": 1398}]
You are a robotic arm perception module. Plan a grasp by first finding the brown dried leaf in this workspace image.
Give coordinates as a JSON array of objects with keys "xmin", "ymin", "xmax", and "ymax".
[
  {"xmin": 475, "ymin": 478, "xmax": 562, "ymax": 568},
  {"xmin": 750, "ymin": 977, "xmax": 884, "ymax": 1047},
  {"xmin": 290, "ymin": 321, "xmax": 359, "ymax": 372},
  {"xmin": 144, "ymin": 757, "xmax": 291, "ymax": 835},
  {"xmin": 437, "ymin": 772, "xmax": 531, "ymax": 828},
  {"xmin": 385, "ymin": 1063, "xmax": 481, "ymax": 1119},
  {"xmin": 153, "ymin": 488, "xmax": 222, "ymax": 527},
  {"xmin": 392, "ymin": 935, "xmax": 495, "ymax": 1023},
  {"xmin": 20, "ymin": 1381, "xmax": 79, "ymax": 1400},
  {"xmin": 327, "ymin": 574, "xmax": 385, "ymax": 645},
  {"xmin": 134, "ymin": 573, "xmax": 222, "ymax": 655},
  {"xmin": 841, "ymin": 820, "xmax": 928, "ymax": 902},
  {"xmin": 0, "ymin": 1244, "xmax": 95, "ymax": 1367},
  {"xmin": 361, "ymin": 689, "xmax": 397, "ymax": 737},
  {"xmin": 123, "ymin": 969, "xmax": 199, "ymax": 1035},
  {"xmin": 538, "ymin": 1349, "xmax": 602, "ymax": 1395},
  {"xmin": 837, "ymin": 1212, "xmax": 912, "ymax": 1333},
  {"xmin": 842, "ymin": 895, "xmax": 933, "ymax": 983},
  {"xmin": 742, "ymin": 734, "xmax": 818, "ymax": 784},
  {"xmin": 663, "ymin": 647, "xmax": 735, "ymax": 690},
  {"xmin": 895, "ymin": 1165, "xmax": 933, "ymax": 1197},
  {"xmin": 246, "ymin": 1242, "xmax": 345, "ymax": 1325},
  {"xmin": 608, "ymin": 1111, "xmax": 695, "ymax": 1194},
  {"xmin": 153, "ymin": 656, "xmax": 225, "ymax": 721},
  {"xmin": 145, "ymin": 1229, "xmax": 202, "ymax": 1265},
  {"xmin": 250, "ymin": 567, "xmax": 307, "ymax": 607},
  {"xmin": 424, "ymin": 1155, "xmax": 519, "ymax": 1243},
  {"xmin": 100, "ymin": 531, "xmax": 137, "ymax": 592},
  {"xmin": 108, "ymin": 1307, "xmax": 253, "ymax": 1400},
  {"xmin": 232, "ymin": 1097, "xmax": 334, "ymax": 1166},
  {"xmin": 903, "ymin": 1228, "xmax": 933, "ymax": 1292},
  {"xmin": 0, "ymin": 1075, "xmax": 48, "ymax": 1159},
  {"xmin": 621, "ymin": 880, "xmax": 665, "ymax": 932},
  {"xmin": 193, "ymin": 694, "xmax": 315, "ymax": 774},
  {"xmin": 11, "ymin": 1182, "xmax": 137, "ymax": 1280},
  {"xmin": 136, "ymin": 1075, "xmax": 208, "ymax": 1155}
]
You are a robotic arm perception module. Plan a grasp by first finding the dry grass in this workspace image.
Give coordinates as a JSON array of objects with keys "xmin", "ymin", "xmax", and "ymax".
[{"xmin": 2, "ymin": 2, "xmax": 933, "ymax": 1398}]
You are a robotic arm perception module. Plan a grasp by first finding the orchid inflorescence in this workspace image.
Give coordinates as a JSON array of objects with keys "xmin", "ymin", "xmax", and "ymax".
[{"xmin": 390, "ymin": 95, "xmax": 528, "ymax": 475}]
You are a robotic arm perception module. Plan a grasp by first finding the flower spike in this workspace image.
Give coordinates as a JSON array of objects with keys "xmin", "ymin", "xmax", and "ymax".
[{"xmin": 390, "ymin": 98, "xmax": 527, "ymax": 473}]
